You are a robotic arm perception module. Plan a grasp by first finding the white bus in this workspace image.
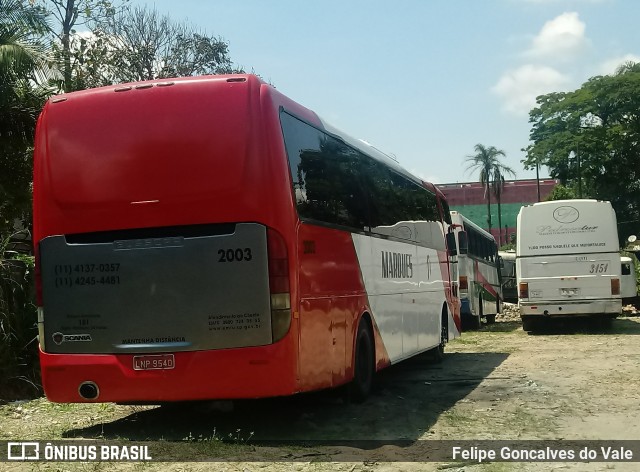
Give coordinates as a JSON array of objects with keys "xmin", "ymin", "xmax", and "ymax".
[
  {"xmin": 516, "ymin": 199, "xmax": 622, "ymax": 331},
  {"xmin": 449, "ymin": 211, "xmax": 502, "ymax": 329}
]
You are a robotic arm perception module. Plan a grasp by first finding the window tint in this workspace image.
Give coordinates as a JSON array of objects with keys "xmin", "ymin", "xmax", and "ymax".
[
  {"xmin": 458, "ymin": 231, "xmax": 468, "ymax": 254},
  {"xmin": 281, "ymin": 111, "xmax": 441, "ymax": 237},
  {"xmin": 281, "ymin": 112, "xmax": 368, "ymax": 230},
  {"xmin": 464, "ymin": 224, "xmax": 497, "ymax": 262},
  {"xmin": 366, "ymin": 164, "xmax": 438, "ymax": 227}
]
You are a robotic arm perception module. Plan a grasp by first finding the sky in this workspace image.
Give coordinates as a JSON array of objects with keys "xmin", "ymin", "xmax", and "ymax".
[{"xmin": 145, "ymin": 0, "xmax": 639, "ymax": 184}]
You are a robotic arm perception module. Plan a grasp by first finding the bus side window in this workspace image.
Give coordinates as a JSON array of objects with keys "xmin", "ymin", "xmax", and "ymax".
[
  {"xmin": 446, "ymin": 232, "xmax": 457, "ymax": 256},
  {"xmin": 458, "ymin": 231, "xmax": 468, "ymax": 255},
  {"xmin": 281, "ymin": 112, "xmax": 368, "ymax": 231}
]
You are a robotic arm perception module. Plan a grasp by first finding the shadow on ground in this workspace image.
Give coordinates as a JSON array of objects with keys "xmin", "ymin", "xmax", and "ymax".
[
  {"xmin": 63, "ymin": 350, "xmax": 509, "ymax": 446},
  {"xmin": 526, "ymin": 316, "xmax": 640, "ymax": 336}
]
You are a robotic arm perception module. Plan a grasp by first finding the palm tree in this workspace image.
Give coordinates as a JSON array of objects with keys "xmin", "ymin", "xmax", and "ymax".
[
  {"xmin": 492, "ymin": 166, "xmax": 516, "ymax": 245},
  {"xmin": 1, "ymin": 0, "xmax": 51, "ymax": 80},
  {"xmin": 1, "ymin": 0, "xmax": 53, "ymax": 136},
  {"xmin": 0, "ymin": 0, "xmax": 53, "ymax": 233},
  {"xmin": 464, "ymin": 144, "xmax": 515, "ymax": 241}
]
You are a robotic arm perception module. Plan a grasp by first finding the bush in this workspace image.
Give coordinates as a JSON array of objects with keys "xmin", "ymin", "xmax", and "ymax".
[{"xmin": 0, "ymin": 236, "xmax": 41, "ymax": 402}]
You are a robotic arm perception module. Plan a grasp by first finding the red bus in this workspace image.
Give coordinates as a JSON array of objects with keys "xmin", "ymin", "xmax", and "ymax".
[{"xmin": 33, "ymin": 74, "xmax": 461, "ymax": 403}]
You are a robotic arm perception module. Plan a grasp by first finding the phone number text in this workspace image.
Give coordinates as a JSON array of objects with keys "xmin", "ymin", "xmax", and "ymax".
[{"xmin": 54, "ymin": 276, "xmax": 121, "ymax": 288}]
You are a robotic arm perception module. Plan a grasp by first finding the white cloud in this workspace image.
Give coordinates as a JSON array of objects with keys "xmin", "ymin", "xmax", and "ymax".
[
  {"xmin": 492, "ymin": 64, "xmax": 570, "ymax": 116},
  {"xmin": 526, "ymin": 12, "xmax": 588, "ymax": 61},
  {"xmin": 598, "ymin": 54, "xmax": 640, "ymax": 75}
]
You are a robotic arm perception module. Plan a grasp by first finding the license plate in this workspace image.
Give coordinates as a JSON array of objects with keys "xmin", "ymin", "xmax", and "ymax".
[
  {"xmin": 133, "ymin": 354, "xmax": 175, "ymax": 371},
  {"xmin": 530, "ymin": 289, "xmax": 542, "ymax": 298},
  {"xmin": 561, "ymin": 288, "xmax": 580, "ymax": 296}
]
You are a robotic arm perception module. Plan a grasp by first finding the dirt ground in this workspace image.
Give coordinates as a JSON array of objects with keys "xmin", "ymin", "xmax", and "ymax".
[{"xmin": 2, "ymin": 310, "xmax": 640, "ymax": 471}]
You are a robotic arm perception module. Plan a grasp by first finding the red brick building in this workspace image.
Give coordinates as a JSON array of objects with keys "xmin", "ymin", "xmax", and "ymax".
[{"xmin": 437, "ymin": 179, "xmax": 558, "ymax": 246}]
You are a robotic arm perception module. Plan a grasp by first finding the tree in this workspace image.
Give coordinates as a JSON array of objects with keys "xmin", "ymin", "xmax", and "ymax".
[
  {"xmin": 42, "ymin": 0, "xmax": 125, "ymax": 92},
  {"xmin": 1, "ymin": 0, "xmax": 49, "ymax": 76},
  {"xmin": 85, "ymin": 5, "xmax": 242, "ymax": 84},
  {"xmin": 491, "ymin": 166, "xmax": 516, "ymax": 245},
  {"xmin": 0, "ymin": 0, "xmax": 53, "ymax": 234},
  {"xmin": 41, "ymin": 2, "xmax": 243, "ymax": 91},
  {"xmin": 524, "ymin": 63, "xmax": 640, "ymax": 242},
  {"xmin": 465, "ymin": 144, "xmax": 515, "ymax": 239},
  {"xmin": 1, "ymin": 0, "xmax": 52, "ymax": 400},
  {"xmin": 545, "ymin": 184, "xmax": 576, "ymax": 201}
]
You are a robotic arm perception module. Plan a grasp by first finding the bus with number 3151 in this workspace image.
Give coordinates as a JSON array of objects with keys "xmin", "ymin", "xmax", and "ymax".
[
  {"xmin": 516, "ymin": 199, "xmax": 622, "ymax": 331},
  {"xmin": 33, "ymin": 74, "xmax": 461, "ymax": 404}
]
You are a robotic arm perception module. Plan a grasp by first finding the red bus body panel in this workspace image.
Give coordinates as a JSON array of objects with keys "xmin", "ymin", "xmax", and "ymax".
[{"xmin": 40, "ymin": 342, "xmax": 297, "ymax": 402}]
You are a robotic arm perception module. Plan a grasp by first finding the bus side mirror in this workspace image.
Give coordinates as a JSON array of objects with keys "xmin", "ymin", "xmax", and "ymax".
[{"xmin": 446, "ymin": 232, "xmax": 457, "ymax": 256}]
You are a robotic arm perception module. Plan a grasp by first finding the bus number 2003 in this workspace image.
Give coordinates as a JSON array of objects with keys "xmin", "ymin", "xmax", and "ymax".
[{"xmin": 218, "ymin": 248, "xmax": 253, "ymax": 263}]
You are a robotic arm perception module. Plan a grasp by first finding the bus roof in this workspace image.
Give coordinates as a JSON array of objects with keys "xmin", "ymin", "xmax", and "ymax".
[{"xmin": 450, "ymin": 210, "xmax": 494, "ymax": 239}]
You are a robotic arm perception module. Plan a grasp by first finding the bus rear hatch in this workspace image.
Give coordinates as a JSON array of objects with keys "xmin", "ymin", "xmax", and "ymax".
[{"xmin": 39, "ymin": 223, "xmax": 273, "ymax": 354}]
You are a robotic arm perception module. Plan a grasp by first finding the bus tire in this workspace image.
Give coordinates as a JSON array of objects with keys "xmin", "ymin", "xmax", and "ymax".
[
  {"xmin": 432, "ymin": 306, "xmax": 449, "ymax": 363},
  {"xmin": 469, "ymin": 296, "xmax": 483, "ymax": 330},
  {"xmin": 349, "ymin": 319, "xmax": 375, "ymax": 403},
  {"xmin": 486, "ymin": 314, "xmax": 496, "ymax": 324}
]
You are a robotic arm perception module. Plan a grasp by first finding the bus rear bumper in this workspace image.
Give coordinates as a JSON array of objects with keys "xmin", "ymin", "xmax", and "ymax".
[
  {"xmin": 39, "ymin": 344, "xmax": 297, "ymax": 403},
  {"xmin": 519, "ymin": 299, "xmax": 622, "ymax": 317}
]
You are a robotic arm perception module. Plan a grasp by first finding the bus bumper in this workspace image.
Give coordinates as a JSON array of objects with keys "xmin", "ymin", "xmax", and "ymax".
[
  {"xmin": 519, "ymin": 299, "xmax": 622, "ymax": 317},
  {"xmin": 39, "ymin": 343, "xmax": 297, "ymax": 403}
]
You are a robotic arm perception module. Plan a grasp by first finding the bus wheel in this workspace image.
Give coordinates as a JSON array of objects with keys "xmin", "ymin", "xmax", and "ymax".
[
  {"xmin": 432, "ymin": 306, "xmax": 449, "ymax": 363},
  {"xmin": 349, "ymin": 320, "xmax": 374, "ymax": 403},
  {"xmin": 468, "ymin": 296, "xmax": 482, "ymax": 330},
  {"xmin": 486, "ymin": 314, "xmax": 496, "ymax": 324}
]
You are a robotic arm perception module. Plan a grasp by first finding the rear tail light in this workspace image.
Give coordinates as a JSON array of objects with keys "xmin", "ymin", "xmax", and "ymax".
[
  {"xmin": 267, "ymin": 228, "xmax": 291, "ymax": 342},
  {"xmin": 459, "ymin": 275, "xmax": 468, "ymax": 291},
  {"xmin": 611, "ymin": 278, "xmax": 620, "ymax": 296},
  {"xmin": 519, "ymin": 282, "xmax": 529, "ymax": 299}
]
